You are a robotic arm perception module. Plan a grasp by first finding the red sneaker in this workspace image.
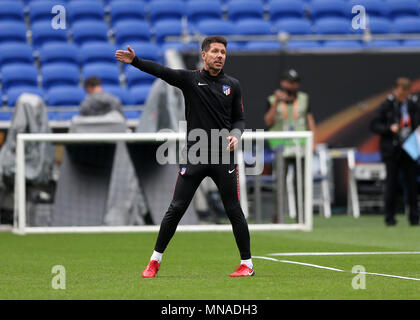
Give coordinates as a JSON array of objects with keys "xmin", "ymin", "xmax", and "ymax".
[
  {"xmin": 229, "ymin": 264, "xmax": 255, "ymax": 277},
  {"xmin": 142, "ymin": 260, "xmax": 160, "ymax": 278}
]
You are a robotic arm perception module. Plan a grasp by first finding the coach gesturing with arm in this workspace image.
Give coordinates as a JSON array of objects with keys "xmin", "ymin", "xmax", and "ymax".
[{"xmin": 115, "ymin": 36, "xmax": 253, "ymax": 278}]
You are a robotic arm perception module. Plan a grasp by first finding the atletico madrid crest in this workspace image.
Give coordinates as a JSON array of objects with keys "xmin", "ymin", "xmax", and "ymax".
[{"xmin": 222, "ymin": 85, "xmax": 231, "ymax": 96}]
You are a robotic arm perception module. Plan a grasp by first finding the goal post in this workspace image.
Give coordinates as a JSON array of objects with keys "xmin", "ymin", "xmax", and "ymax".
[{"xmin": 13, "ymin": 131, "xmax": 313, "ymax": 235}]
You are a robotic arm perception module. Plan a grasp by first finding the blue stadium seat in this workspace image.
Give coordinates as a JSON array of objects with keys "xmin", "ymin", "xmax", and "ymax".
[
  {"xmin": 285, "ymin": 40, "xmax": 322, "ymax": 50},
  {"xmin": 47, "ymin": 86, "xmax": 86, "ymax": 106},
  {"xmin": 314, "ymin": 17, "xmax": 352, "ymax": 34},
  {"xmin": 235, "ymin": 19, "xmax": 273, "ymax": 36},
  {"xmin": 187, "ymin": 0, "xmax": 223, "ymax": 26},
  {"xmin": 154, "ymin": 20, "xmax": 184, "ymax": 43},
  {"xmin": 0, "ymin": 112, "xmax": 13, "ymax": 121},
  {"xmin": 226, "ymin": 42, "xmax": 243, "ymax": 51},
  {"xmin": 394, "ymin": 17, "xmax": 420, "ymax": 34},
  {"xmin": 39, "ymin": 42, "xmax": 79, "ymax": 67},
  {"xmin": 149, "ymin": 0, "xmax": 184, "ymax": 25},
  {"xmin": 29, "ymin": 0, "xmax": 65, "ymax": 24},
  {"xmin": 83, "ymin": 63, "xmax": 121, "ymax": 86},
  {"xmin": 80, "ymin": 42, "xmax": 117, "ymax": 66},
  {"xmin": 349, "ymin": 0, "xmax": 388, "ymax": 18},
  {"xmin": 355, "ymin": 151, "xmax": 382, "ymax": 163},
  {"xmin": 322, "ymin": 40, "xmax": 364, "ymax": 49},
  {"xmin": 269, "ymin": 0, "xmax": 306, "ymax": 22},
  {"xmin": 310, "ymin": 0, "xmax": 349, "ymax": 20},
  {"xmin": 227, "ymin": 0, "xmax": 265, "ymax": 22},
  {"xmin": 0, "ymin": 22, "xmax": 27, "ymax": 44},
  {"xmin": 1, "ymin": 64, "xmax": 38, "ymax": 91},
  {"xmin": 71, "ymin": 21, "xmax": 109, "ymax": 45},
  {"xmin": 366, "ymin": 17, "xmax": 392, "ymax": 34},
  {"xmin": 126, "ymin": 68, "xmax": 156, "ymax": 87},
  {"xmin": 159, "ymin": 42, "xmax": 184, "ymax": 54},
  {"xmin": 41, "ymin": 63, "xmax": 80, "ymax": 90},
  {"xmin": 402, "ymin": 40, "xmax": 420, "ymax": 48},
  {"xmin": 109, "ymin": 0, "xmax": 146, "ymax": 25},
  {"xmin": 102, "ymin": 85, "xmax": 133, "ymax": 105},
  {"xmin": 125, "ymin": 42, "xmax": 160, "ymax": 62},
  {"xmin": 67, "ymin": 0, "xmax": 105, "ymax": 24},
  {"xmin": 387, "ymin": 0, "xmax": 420, "ymax": 20},
  {"xmin": 113, "ymin": 20, "xmax": 151, "ymax": 45},
  {"xmin": 275, "ymin": 18, "xmax": 312, "ymax": 34},
  {"xmin": 129, "ymin": 85, "xmax": 152, "ymax": 105},
  {"xmin": 196, "ymin": 19, "xmax": 236, "ymax": 36},
  {"xmin": 0, "ymin": 1, "xmax": 24, "ymax": 22},
  {"xmin": 0, "ymin": 43, "xmax": 33, "ymax": 67},
  {"xmin": 364, "ymin": 40, "xmax": 401, "ymax": 48},
  {"xmin": 124, "ymin": 110, "xmax": 141, "ymax": 119},
  {"xmin": 244, "ymin": 41, "xmax": 282, "ymax": 51},
  {"xmin": 52, "ymin": 111, "xmax": 80, "ymax": 121},
  {"xmin": 159, "ymin": 42, "xmax": 200, "ymax": 58},
  {"xmin": 6, "ymin": 87, "xmax": 45, "ymax": 107},
  {"xmin": 31, "ymin": 21, "xmax": 68, "ymax": 47}
]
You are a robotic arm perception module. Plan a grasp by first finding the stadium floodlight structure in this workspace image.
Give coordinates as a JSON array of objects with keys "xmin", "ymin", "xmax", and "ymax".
[{"xmin": 13, "ymin": 131, "xmax": 313, "ymax": 235}]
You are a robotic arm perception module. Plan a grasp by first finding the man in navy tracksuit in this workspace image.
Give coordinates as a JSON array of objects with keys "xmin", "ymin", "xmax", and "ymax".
[
  {"xmin": 116, "ymin": 36, "xmax": 254, "ymax": 277},
  {"xmin": 370, "ymin": 77, "xmax": 420, "ymax": 227}
]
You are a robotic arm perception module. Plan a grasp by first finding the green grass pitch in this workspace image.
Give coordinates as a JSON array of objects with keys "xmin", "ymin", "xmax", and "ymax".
[{"xmin": 0, "ymin": 215, "xmax": 419, "ymax": 300}]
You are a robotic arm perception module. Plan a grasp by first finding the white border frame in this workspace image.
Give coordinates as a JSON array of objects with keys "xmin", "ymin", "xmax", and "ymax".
[{"xmin": 13, "ymin": 131, "xmax": 313, "ymax": 234}]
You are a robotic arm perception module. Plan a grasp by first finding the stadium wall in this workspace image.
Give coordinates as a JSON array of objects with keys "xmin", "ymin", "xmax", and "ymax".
[{"xmin": 183, "ymin": 51, "xmax": 420, "ymax": 151}]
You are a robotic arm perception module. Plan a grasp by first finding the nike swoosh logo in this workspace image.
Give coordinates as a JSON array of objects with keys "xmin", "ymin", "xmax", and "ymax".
[
  {"xmin": 198, "ymin": 82, "xmax": 208, "ymax": 86},
  {"xmin": 228, "ymin": 169, "xmax": 235, "ymax": 174}
]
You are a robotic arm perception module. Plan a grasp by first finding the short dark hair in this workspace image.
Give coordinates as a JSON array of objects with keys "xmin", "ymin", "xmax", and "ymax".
[
  {"xmin": 84, "ymin": 76, "xmax": 102, "ymax": 88},
  {"xmin": 201, "ymin": 35, "xmax": 227, "ymax": 52}
]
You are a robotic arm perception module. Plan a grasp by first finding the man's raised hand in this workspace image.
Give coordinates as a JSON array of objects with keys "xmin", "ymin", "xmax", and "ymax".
[{"xmin": 115, "ymin": 45, "xmax": 135, "ymax": 64}]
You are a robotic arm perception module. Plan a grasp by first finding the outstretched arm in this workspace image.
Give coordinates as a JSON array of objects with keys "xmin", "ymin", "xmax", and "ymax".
[{"xmin": 115, "ymin": 45, "xmax": 190, "ymax": 89}]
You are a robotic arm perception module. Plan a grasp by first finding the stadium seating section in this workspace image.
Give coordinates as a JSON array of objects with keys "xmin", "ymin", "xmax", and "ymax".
[{"xmin": 1, "ymin": 0, "xmax": 420, "ymax": 120}]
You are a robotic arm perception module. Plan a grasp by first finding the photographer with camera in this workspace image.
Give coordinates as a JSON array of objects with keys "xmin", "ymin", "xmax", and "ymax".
[
  {"xmin": 263, "ymin": 69, "xmax": 316, "ymax": 222},
  {"xmin": 264, "ymin": 69, "xmax": 316, "ymax": 150}
]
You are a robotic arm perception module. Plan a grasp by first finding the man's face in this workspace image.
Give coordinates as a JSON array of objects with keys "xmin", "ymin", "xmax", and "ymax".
[
  {"xmin": 86, "ymin": 85, "xmax": 102, "ymax": 95},
  {"xmin": 202, "ymin": 42, "xmax": 226, "ymax": 73},
  {"xmin": 394, "ymin": 86, "xmax": 410, "ymax": 102}
]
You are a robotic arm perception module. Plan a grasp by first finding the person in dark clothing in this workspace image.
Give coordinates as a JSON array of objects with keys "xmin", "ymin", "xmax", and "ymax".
[
  {"xmin": 370, "ymin": 77, "xmax": 420, "ymax": 226},
  {"xmin": 115, "ymin": 36, "xmax": 253, "ymax": 277},
  {"xmin": 80, "ymin": 77, "xmax": 124, "ymax": 116}
]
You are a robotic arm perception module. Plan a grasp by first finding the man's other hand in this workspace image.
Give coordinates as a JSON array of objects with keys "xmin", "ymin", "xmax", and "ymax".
[
  {"xmin": 226, "ymin": 136, "xmax": 239, "ymax": 151},
  {"xmin": 390, "ymin": 123, "xmax": 399, "ymax": 133},
  {"xmin": 274, "ymin": 89, "xmax": 288, "ymax": 103}
]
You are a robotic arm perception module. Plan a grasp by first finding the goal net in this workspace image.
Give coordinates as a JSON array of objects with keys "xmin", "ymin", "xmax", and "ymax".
[{"xmin": 13, "ymin": 130, "xmax": 313, "ymax": 234}]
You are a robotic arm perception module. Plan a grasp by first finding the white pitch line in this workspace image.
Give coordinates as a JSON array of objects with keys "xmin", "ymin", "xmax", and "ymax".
[
  {"xmin": 253, "ymin": 256, "xmax": 345, "ymax": 272},
  {"xmin": 279, "ymin": 259, "xmax": 345, "ymax": 272},
  {"xmin": 361, "ymin": 272, "xmax": 420, "ymax": 282},
  {"xmin": 252, "ymin": 256, "xmax": 420, "ymax": 282},
  {"xmin": 268, "ymin": 251, "xmax": 420, "ymax": 256}
]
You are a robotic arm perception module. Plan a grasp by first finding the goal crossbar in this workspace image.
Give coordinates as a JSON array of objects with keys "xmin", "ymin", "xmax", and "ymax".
[{"xmin": 13, "ymin": 131, "xmax": 313, "ymax": 234}]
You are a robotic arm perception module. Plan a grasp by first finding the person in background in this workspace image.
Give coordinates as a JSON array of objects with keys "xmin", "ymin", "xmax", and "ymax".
[
  {"xmin": 263, "ymin": 69, "xmax": 316, "ymax": 221},
  {"xmin": 80, "ymin": 77, "xmax": 124, "ymax": 117},
  {"xmin": 370, "ymin": 77, "xmax": 419, "ymax": 226},
  {"xmin": 264, "ymin": 69, "xmax": 316, "ymax": 150}
]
